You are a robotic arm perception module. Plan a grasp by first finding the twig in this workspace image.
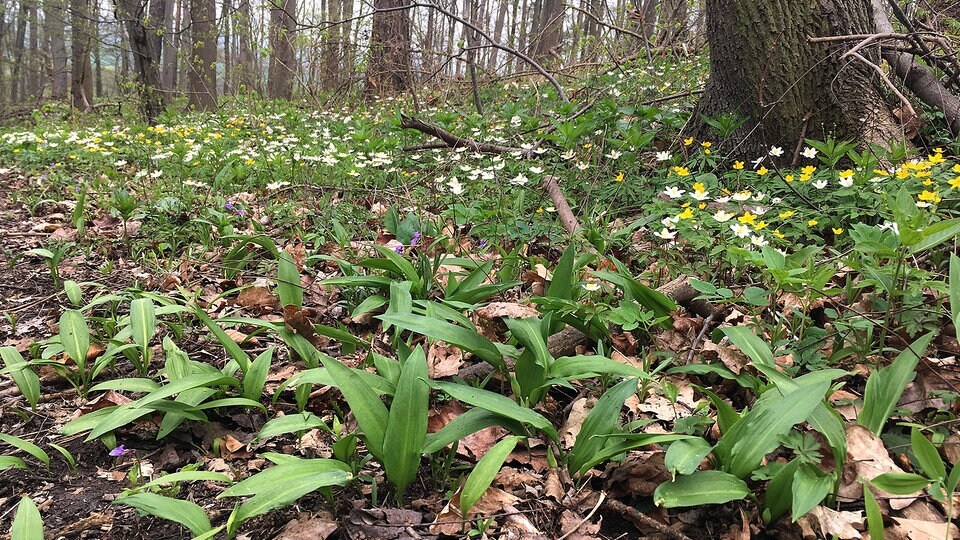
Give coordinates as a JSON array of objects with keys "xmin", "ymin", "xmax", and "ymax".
[
  {"xmin": 542, "ymin": 175, "xmax": 580, "ymax": 235},
  {"xmin": 399, "ymin": 115, "xmax": 532, "ymax": 157},
  {"xmin": 843, "ymin": 51, "xmax": 917, "ymax": 119},
  {"xmin": 602, "ymin": 498, "xmax": 692, "ymax": 540},
  {"xmin": 557, "ymin": 491, "xmax": 606, "ymax": 540},
  {"xmin": 685, "ymin": 312, "xmax": 717, "ymax": 365}
]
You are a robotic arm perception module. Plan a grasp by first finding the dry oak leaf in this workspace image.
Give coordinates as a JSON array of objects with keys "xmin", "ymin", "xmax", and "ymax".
[
  {"xmin": 558, "ymin": 508, "xmax": 601, "ymax": 540},
  {"xmin": 796, "ymin": 506, "xmax": 863, "ymax": 539},
  {"xmin": 236, "ymin": 285, "xmax": 280, "ymax": 312},
  {"xmin": 427, "ymin": 341, "xmax": 463, "ymax": 378},
  {"xmin": 840, "ymin": 425, "xmax": 921, "ymax": 510},
  {"xmin": 561, "ymin": 397, "xmax": 593, "ymax": 449},
  {"xmin": 476, "ymin": 302, "xmax": 540, "ymax": 321},
  {"xmin": 276, "ymin": 511, "xmax": 338, "ymax": 540},
  {"xmin": 888, "ymin": 517, "xmax": 958, "ymax": 540}
]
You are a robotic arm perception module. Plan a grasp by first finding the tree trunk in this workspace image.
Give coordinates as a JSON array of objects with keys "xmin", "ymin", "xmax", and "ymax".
[
  {"xmin": 691, "ymin": 0, "xmax": 900, "ymax": 159},
  {"xmin": 486, "ymin": 0, "xmax": 508, "ymax": 72},
  {"xmin": 267, "ymin": 0, "xmax": 296, "ymax": 99},
  {"xmin": 366, "ymin": 0, "xmax": 411, "ymax": 95},
  {"xmin": 70, "ymin": 0, "xmax": 94, "ymax": 110},
  {"xmin": 320, "ymin": 0, "xmax": 342, "ymax": 90},
  {"xmin": 46, "ymin": 0, "xmax": 70, "ymax": 99},
  {"xmin": 188, "ymin": 0, "xmax": 217, "ymax": 109},
  {"xmin": 93, "ymin": 19, "xmax": 104, "ymax": 97},
  {"xmin": 532, "ymin": 0, "xmax": 563, "ymax": 62},
  {"xmin": 26, "ymin": 0, "xmax": 41, "ymax": 98},
  {"xmin": 161, "ymin": 0, "xmax": 177, "ymax": 91},
  {"xmin": 115, "ymin": 0, "xmax": 166, "ymax": 121},
  {"xmin": 221, "ymin": 0, "xmax": 231, "ymax": 94},
  {"xmin": 235, "ymin": 0, "xmax": 258, "ymax": 92},
  {"xmin": 657, "ymin": 0, "xmax": 689, "ymax": 47}
]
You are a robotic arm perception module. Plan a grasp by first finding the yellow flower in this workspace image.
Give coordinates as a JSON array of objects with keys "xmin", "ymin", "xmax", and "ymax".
[
  {"xmin": 832, "ymin": 228, "xmax": 844, "ymax": 235},
  {"xmin": 701, "ymin": 141, "xmax": 712, "ymax": 148},
  {"xmin": 615, "ymin": 171, "xmax": 624, "ymax": 182},
  {"xmin": 785, "ymin": 174, "xmax": 794, "ymax": 182},
  {"xmin": 773, "ymin": 229, "xmax": 785, "ymax": 239},
  {"xmin": 953, "ymin": 164, "xmax": 960, "ymax": 173},
  {"xmin": 738, "ymin": 211, "xmax": 757, "ymax": 225},
  {"xmin": 733, "ymin": 161, "xmax": 744, "ymax": 170},
  {"xmin": 756, "ymin": 166, "xmax": 768, "ymax": 176},
  {"xmin": 801, "ymin": 165, "xmax": 816, "ymax": 175},
  {"xmin": 705, "ymin": 149, "xmax": 711, "ymax": 155},
  {"xmin": 799, "ymin": 173, "xmax": 812, "ymax": 182},
  {"xmin": 244, "ymin": 158, "xmax": 255, "ymax": 166},
  {"xmin": 754, "ymin": 221, "xmax": 768, "ymax": 231},
  {"xmin": 949, "ymin": 176, "xmax": 960, "ymax": 189},
  {"xmin": 839, "ymin": 169, "xmax": 854, "ymax": 179},
  {"xmin": 678, "ymin": 208, "xmax": 695, "ymax": 220},
  {"xmin": 928, "ymin": 153, "xmax": 945, "ymax": 164},
  {"xmin": 922, "ymin": 179, "xmax": 933, "ymax": 186},
  {"xmin": 536, "ymin": 207, "xmax": 545, "ymax": 214},
  {"xmin": 683, "ymin": 137, "xmax": 695, "ymax": 146},
  {"xmin": 698, "ymin": 202, "xmax": 707, "ymax": 209},
  {"xmin": 807, "ymin": 219, "xmax": 818, "ymax": 227},
  {"xmin": 693, "ymin": 182, "xmax": 706, "ymax": 192},
  {"xmin": 918, "ymin": 190, "xmax": 942, "ymax": 203},
  {"xmin": 779, "ymin": 210, "xmax": 795, "ymax": 219},
  {"xmin": 896, "ymin": 168, "xmax": 910, "ymax": 180},
  {"xmin": 673, "ymin": 166, "xmax": 691, "ymax": 177}
]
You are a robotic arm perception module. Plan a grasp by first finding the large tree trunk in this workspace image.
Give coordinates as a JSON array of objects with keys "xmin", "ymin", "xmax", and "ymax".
[
  {"xmin": 531, "ymin": 0, "xmax": 563, "ymax": 62},
  {"xmin": 366, "ymin": 0, "xmax": 411, "ymax": 95},
  {"xmin": 188, "ymin": 0, "xmax": 217, "ymax": 109},
  {"xmin": 70, "ymin": 0, "xmax": 94, "ymax": 110},
  {"xmin": 46, "ymin": 0, "xmax": 70, "ymax": 99},
  {"xmin": 116, "ymin": 0, "xmax": 166, "ymax": 121},
  {"xmin": 267, "ymin": 0, "xmax": 296, "ymax": 99},
  {"xmin": 235, "ymin": 0, "xmax": 258, "ymax": 92},
  {"xmin": 161, "ymin": 0, "xmax": 177, "ymax": 91},
  {"xmin": 692, "ymin": 0, "xmax": 900, "ymax": 160}
]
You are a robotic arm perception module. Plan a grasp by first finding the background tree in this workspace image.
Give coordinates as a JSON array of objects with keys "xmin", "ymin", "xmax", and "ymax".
[
  {"xmin": 187, "ymin": 0, "xmax": 217, "ymax": 109},
  {"xmin": 267, "ymin": 0, "xmax": 296, "ymax": 99},
  {"xmin": 366, "ymin": 0, "xmax": 412, "ymax": 95},
  {"xmin": 115, "ymin": 0, "xmax": 166, "ymax": 121},
  {"xmin": 691, "ymin": 0, "xmax": 900, "ymax": 158},
  {"xmin": 70, "ymin": 0, "xmax": 94, "ymax": 110}
]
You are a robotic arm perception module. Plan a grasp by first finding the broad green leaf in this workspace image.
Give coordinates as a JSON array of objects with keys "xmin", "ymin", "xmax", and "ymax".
[
  {"xmin": 64, "ymin": 280, "xmax": 82, "ymax": 305},
  {"xmin": 698, "ymin": 387, "xmax": 741, "ymax": 435},
  {"xmin": 576, "ymin": 433, "xmax": 692, "ymax": 475},
  {"xmin": 192, "ymin": 306, "xmax": 250, "ymax": 374},
  {"xmin": 0, "ymin": 346, "xmax": 40, "ymax": 409},
  {"xmin": 256, "ymin": 412, "xmax": 329, "ymax": 441},
  {"xmin": 423, "ymin": 408, "xmax": 525, "ymax": 454},
  {"xmin": 382, "ymin": 347, "xmax": 429, "ymax": 493},
  {"xmin": 242, "ymin": 348, "xmax": 273, "ymax": 401},
  {"xmin": 323, "ymin": 356, "xmax": 389, "ymax": 458},
  {"xmin": 0, "ymin": 433, "xmax": 49, "ymax": 467},
  {"xmin": 221, "ymin": 459, "xmax": 351, "ymax": 528},
  {"xmin": 115, "ymin": 493, "xmax": 211, "ymax": 536},
  {"xmin": 460, "ymin": 436, "xmax": 520, "ymax": 515},
  {"xmin": 951, "ymin": 254, "xmax": 960, "ymax": 336},
  {"xmin": 720, "ymin": 326, "xmax": 774, "ymax": 366},
  {"xmin": 870, "ymin": 473, "xmax": 930, "ymax": 495},
  {"xmin": 130, "ymin": 298, "xmax": 157, "ymax": 355},
  {"xmin": 569, "ymin": 378, "xmax": 638, "ymax": 476},
  {"xmin": 0, "ymin": 456, "xmax": 27, "ymax": 470},
  {"xmin": 504, "ymin": 318, "xmax": 552, "ymax": 370},
  {"xmin": 276, "ymin": 250, "xmax": 303, "ymax": 309},
  {"xmin": 714, "ymin": 379, "xmax": 829, "ymax": 479},
  {"xmin": 654, "ymin": 470, "xmax": 750, "ymax": 507},
  {"xmin": 429, "ymin": 380, "xmax": 557, "ymax": 441},
  {"xmin": 90, "ymin": 378, "xmax": 161, "ymax": 393},
  {"xmin": 791, "ymin": 464, "xmax": 833, "ymax": 521},
  {"xmin": 911, "ymin": 428, "xmax": 946, "ymax": 481},
  {"xmin": 546, "ymin": 244, "xmax": 576, "ymax": 300},
  {"xmin": 859, "ymin": 332, "xmax": 934, "ymax": 435},
  {"xmin": 664, "ymin": 437, "xmax": 712, "ymax": 477},
  {"xmin": 863, "ymin": 481, "xmax": 884, "ymax": 540},
  {"xmin": 910, "ymin": 218, "xmax": 960, "ymax": 253},
  {"xmin": 377, "ymin": 313, "xmax": 504, "ymax": 371},
  {"xmin": 764, "ymin": 459, "xmax": 800, "ymax": 523},
  {"xmin": 549, "ymin": 355, "xmax": 646, "ymax": 380},
  {"xmin": 59, "ymin": 309, "xmax": 90, "ymax": 370},
  {"xmin": 11, "ymin": 496, "xmax": 43, "ymax": 540},
  {"xmin": 383, "ymin": 281, "xmax": 413, "ymax": 333},
  {"xmin": 137, "ymin": 471, "xmax": 232, "ymax": 490},
  {"xmin": 280, "ymin": 366, "xmax": 395, "ymax": 397}
]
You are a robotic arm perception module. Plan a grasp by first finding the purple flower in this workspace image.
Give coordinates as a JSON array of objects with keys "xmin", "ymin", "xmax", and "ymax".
[
  {"xmin": 109, "ymin": 445, "xmax": 127, "ymax": 457},
  {"xmin": 477, "ymin": 239, "xmax": 488, "ymax": 249},
  {"xmin": 410, "ymin": 232, "xmax": 421, "ymax": 246},
  {"xmin": 394, "ymin": 244, "xmax": 404, "ymax": 254}
]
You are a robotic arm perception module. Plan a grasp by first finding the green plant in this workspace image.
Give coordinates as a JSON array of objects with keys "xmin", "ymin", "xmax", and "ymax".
[
  {"xmin": 11, "ymin": 496, "xmax": 43, "ymax": 540},
  {"xmin": 24, "ymin": 243, "xmax": 72, "ymax": 288}
]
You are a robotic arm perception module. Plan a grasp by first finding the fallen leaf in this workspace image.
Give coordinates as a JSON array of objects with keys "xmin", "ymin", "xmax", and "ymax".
[
  {"xmin": 560, "ymin": 397, "xmax": 592, "ymax": 449},
  {"xmin": 428, "ymin": 341, "xmax": 463, "ymax": 378},
  {"xmin": 801, "ymin": 506, "xmax": 863, "ymax": 539},
  {"xmin": 276, "ymin": 512, "xmax": 338, "ymax": 540},
  {"xmin": 236, "ymin": 286, "xmax": 280, "ymax": 312},
  {"xmin": 558, "ymin": 508, "xmax": 601, "ymax": 540},
  {"xmin": 476, "ymin": 302, "xmax": 540, "ymax": 321},
  {"xmin": 840, "ymin": 425, "xmax": 920, "ymax": 510},
  {"xmin": 889, "ymin": 517, "xmax": 958, "ymax": 540}
]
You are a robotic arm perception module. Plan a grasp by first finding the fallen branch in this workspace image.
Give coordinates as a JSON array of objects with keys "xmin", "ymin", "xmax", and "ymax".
[
  {"xmin": 602, "ymin": 498, "xmax": 692, "ymax": 540},
  {"xmin": 542, "ymin": 175, "xmax": 581, "ymax": 235},
  {"xmin": 400, "ymin": 115, "xmax": 533, "ymax": 157}
]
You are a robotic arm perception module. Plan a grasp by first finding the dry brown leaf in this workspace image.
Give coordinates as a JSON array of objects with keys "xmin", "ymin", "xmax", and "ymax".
[
  {"xmin": 236, "ymin": 286, "xmax": 280, "ymax": 312},
  {"xmin": 428, "ymin": 341, "xmax": 463, "ymax": 378},
  {"xmin": 840, "ymin": 425, "xmax": 919, "ymax": 510},
  {"xmin": 428, "ymin": 400, "xmax": 508, "ymax": 459},
  {"xmin": 503, "ymin": 505, "xmax": 548, "ymax": 539},
  {"xmin": 889, "ymin": 517, "xmax": 958, "ymax": 540},
  {"xmin": 476, "ymin": 302, "xmax": 540, "ymax": 321},
  {"xmin": 224, "ymin": 328, "xmax": 258, "ymax": 347},
  {"xmin": 603, "ymin": 451, "xmax": 671, "ymax": 498},
  {"xmin": 805, "ymin": 506, "xmax": 863, "ymax": 539},
  {"xmin": 276, "ymin": 512, "xmax": 338, "ymax": 540},
  {"xmin": 561, "ymin": 397, "xmax": 592, "ymax": 449},
  {"xmin": 544, "ymin": 467, "xmax": 565, "ymax": 502},
  {"xmin": 495, "ymin": 466, "xmax": 539, "ymax": 491},
  {"xmin": 558, "ymin": 508, "xmax": 601, "ymax": 540}
]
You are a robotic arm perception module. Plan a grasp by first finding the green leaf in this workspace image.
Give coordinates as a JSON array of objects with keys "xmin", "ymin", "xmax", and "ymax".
[
  {"xmin": 137, "ymin": 471, "xmax": 232, "ymax": 491},
  {"xmin": 764, "ymin": 459, "xmax": 800, "ymax": 523},
  {"xmin": 654, "ymin": 470, "xmax": 750, "ymax": 507},
  {"xmin": 549, "ymin": 355, "xmax": 646, "ymax": 380},
  {"xmin": 0, "ymin": 346, "xmax": 40, "ymax": 409},
  {"xmin": 664, "ymin": 437, "xmax": 712, "ymax": 477},
  {"xmin": 870, "ymin": 473, "xmax": 930, "ymax": 495},
  {"xmin": 863, "ymin": 481, "xmax": 884, "ymax": 540},
  {"xmin": 221, "ymin": 459, "xmax": 351, "ymax": 528},
  {"xmin": 130, "ymin": 298, "xmax": 157, "ymax": 356},
  {"xmin": 910, "ymin": 218, "xmax": 960, "ymax": 253},
  {"xmin": 11, "ymin": 496, "xmax": 43, "ymax": 540},
  {"xmin": 256, "ymin": 412, "xmax": 329, "ymax": 442},
  {"xmin": 859, "ymin": 332, "xmax": 934, "ymax": 435},
  {"xmin": 192, "ymin": 306, "xmax": 250, "ymax": 374},
  {"xmin": 64, "ymin": 280, "xmax": 82, "ymax": 306},
  {"xmin": 323, "ymin": 356, "xmax": 389, "ymax": 458},
  {"xmin": 714, "ymin": 379, "xmax": 829, "ymax": 479},
  {"xmin": 377, "ymin": 313, "xmax": 505, "ymax": 371},
  {"xmin": 504, "ymin": 318, "xmax": 552, "ymax": 371},
  {"xmin": 89, "ymin": 378, "xmax": 161, "ymax": 393},
  {"xmin": 546, "ymin": 245, "xmax": 576, "ymax": 300},
  {"xmin": 276, "ymin": 250, "xmax": 303, "ymax": 309},
  {"xmin": 423, "ymin": 408, "xmax": 525, "ymax": 454},
  {"xmin": 242, "ymin": 348, "xmax": 273, "ymax": 401},
  {"xmin": 115, "ymin": 493, "xmax": 211, "ymax": 536},
  {"xmin": 460, "ymin": 436, "xmax": 521, "ymax": 515},
  {"xmin": 791, "ymin": 464, "xmax": 833, "ymax": 521},
  {"xmin": 951, "ymin": 254, "xmax": 960, "ymax": 337},
  {"xmin": 0, "ymin": 456, "xmax": 27, "ymax": 470},
  {"xmin": 911, "ymin": 428, "xmax": 946, "ymax": 481},
  {"xmin": 429, "ymin": 380, "xmax": 557, "ymax": 441},
  {"xmin": 569, "ymin": 378, "xmax": 638, "ymax": 477},
  {"xmin": 59, "ymin": 309, "xmax": 90, "ymax": 370},
  {"xmin": 0, "ymin": 433, "xmax": 49, "ymax": 467},
  {"xmin": 382, "ymin": 347, "xmax": 429, "ymax": 493},
  {"xmin": 720, "ymin": 327, "xmax": 774, "ymax": 366}
]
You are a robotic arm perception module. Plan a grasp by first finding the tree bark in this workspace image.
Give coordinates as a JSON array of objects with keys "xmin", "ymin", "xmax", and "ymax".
[
  {"xmin": 161, "ymin": 0, "xmax": 177, "ymax": 91},
  {"xmin": 267, "ymin": 0, "xmax": 296, "ymax": 99},
  {"xmin": 531, "ymin": 0, "xmax": 563, "ymax": 62},
  {"xmin": 70, "ymin": 0, "xmax": 94, "ymax": 110},
  {"xmin": 221, "ymin": 0, "xmax": 232, "ymax": 94},
  {"xmin": 366, "ymin": 0, "xmax": 412, "ymax": 95},
  {"xmin": 45, "ymin": 0, "xmax": 70, "ymax": 99},
  {"xmin": 188, "ymin": 0, "xmax": 217, "ymax": 109},
  {"xmin": 235, "ymin": 0, "xmax": 258, "ymax": 92},
  {"xmin": 115, "ymin": 0, "xmax": 166, "ymax": 121},
  {"xmin": 692, "ymin": 0, "xmax": 900, "ymax": 160}
]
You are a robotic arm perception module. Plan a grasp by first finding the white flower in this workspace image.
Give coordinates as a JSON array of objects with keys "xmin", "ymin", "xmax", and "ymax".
[
  {"xmin": 813, "ymin": 179, "xmax": 828, "ymax": 189},
  {"xmin": 605, "ymin": 150, "xmax": 623, "ymax": 160},
  {"xmin": 713, "ymin": 210, "xmax": 735, "ymax": 222},
  {"xmin": 654, "ymin": 228, "xmax": 677, "ymax": 240},
  {"xmin": 656, "ymin": 151, "xmax": 671, "ymax": 162},
  {"xmin": 838, "ymin": 176, "xmax": 854, "ymax": 188},
  {"xmin": 529, "ymin": 166, "xmax": 544, "ymax": 174},
  {"xmin": 751, "ymin": 156, "xmax": 765, "ymax": 168},
  {"xmin": 730, "ymin": 223, "xmax": 751, "ymax": 238},
  {"xmin": 510, "ymin": 115, "xmax": 522, "ymax": 127},
  {"xmin": 560, "ymin": 150, "xmax": 576, "ymax": 160},
  {"xmin": 114, "ymin": 159, "xmax": 128, "ymax": 167},
  {"xmin": 690, "ymin": 189, "xmax": 710, "ymax": 201},
  {"xmin": 769, "ymin": 146, "xmax": 784, "ymax": 157},
  {"xmin": 732, "ymin": 191, "xmax": 751, "ymax": 202},
  {"xmin": 879, "ymin": 221, "xmax": 900, "ymax": 235},
  {"xmin": 575, "ymin": 161, "xmax": 590, "ymax": 171},
  {"xmin": 509, "ymin": 173, "xmax": 529, "ymax": 186},
  {"xmin": 714, "ymin": 196, "xmax": 731, "ymax": 204},
  {"xmin": 802, "ymin": 146, "xmax": 818, "ymax": 159},
  {"xmin": 662, "ymin": 216, "xmax": 680, "ymax": 227},
  {"xmin": 267, "ymin": 181, "xmax": 289, "ymax": 190},
  {"xmin": 750, "ymin": 235, "xmax": 768, "ymax": 247},
  {"xmin": 448, "ymin": 179, "xmax": 465, "ymax": 195},
  {"xmin": 752, "ymin": 192, "xmax": 766, "ymax": 202},
  {"xmin": 582, "ymin": 281, "xmax": 601, "ymax": 292},
  {"xmin": 917, "ymin": 200, "xmax": 931, "ymax": 208},
  {"xmin": 663, "ymin": 186, "xmax": 686, "ymax": 199}
]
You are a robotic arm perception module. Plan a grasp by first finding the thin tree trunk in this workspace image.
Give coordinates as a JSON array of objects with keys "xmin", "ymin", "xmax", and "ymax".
[
  {"xmin": 10, "ymin": 0, "xmax": 28, "ymax": 103},
  {"xmin": 70, "ymin": 0, "xmax": 93, "ymax": 109},
  {"xmin": 93, "ymin": 17, "xmax": 104, "ymax": 97},
  {"xmin": 116, "ymin": 0, "xmax": 166, "ymax": 121},
  {"xmin": 161, "ymin": 0, "xmax": 177, "ymax": 90},
  {"xmin": 267, "ymin": 0, "xmax": 296, "ymax": 99},
  {"xmin": 366, "ymin": 0, "xmax": 411, "ymax": 95},
  {"xmin": 188, "ymin": 0, "xmax": 217, "ymax": 109},
  {"xmin": 487, "ymin": 0, "xmax": 508, "ymax": 72},
  {"xmin": 221, "ymin": 0, "xmax": 231, "ymax": 93},
  {"xmin": 235, "ymin": 0, "xmax": 257, "ymax": 91},
  {"xmin": 26, "ymin": 0, "xmax": 41, "ymax": 98},
  {"xmin": 46, "ymin": 0, "xmax": 69, "ymax": 98}
]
